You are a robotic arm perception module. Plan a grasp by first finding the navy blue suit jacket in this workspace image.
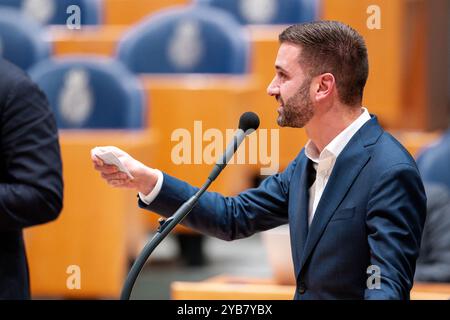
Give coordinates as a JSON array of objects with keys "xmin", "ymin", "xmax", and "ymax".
[
  {"xmin": 0, "ymin": 59, "xmax": 63, "ymax": 299},
  {"xmin": 140, "ymin": 116, "xmax": 426, "ymax": 299}
]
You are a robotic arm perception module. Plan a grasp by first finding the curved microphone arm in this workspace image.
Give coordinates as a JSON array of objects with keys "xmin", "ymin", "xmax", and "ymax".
[
  {"xmin": 120, "ymin": 178, "xmax": 212, "ymax": 300},
  {"xmin": 120, "ymin": 112, "xmax": 259, "ymax": 300}
]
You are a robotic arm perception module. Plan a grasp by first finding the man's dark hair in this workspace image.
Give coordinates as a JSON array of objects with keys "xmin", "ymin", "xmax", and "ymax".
[{"xmin": 279, "ymin": 21, "xmax": 369, "ymax": 106}]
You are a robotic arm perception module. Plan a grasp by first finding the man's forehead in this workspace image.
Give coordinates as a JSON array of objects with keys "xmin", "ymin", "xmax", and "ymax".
[{"xmin": 275, "ymin": 42, "xmax": 302, "ymax": 72}]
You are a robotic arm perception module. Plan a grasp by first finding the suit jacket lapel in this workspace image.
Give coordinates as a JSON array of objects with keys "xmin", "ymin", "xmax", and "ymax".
[
  {"xmin": 298, "ymin": 131, "xmax": 371, "ymax": 271},
  {"xmin": 289, "ymin": 156, "xmax": 309, "ymax": 271}
]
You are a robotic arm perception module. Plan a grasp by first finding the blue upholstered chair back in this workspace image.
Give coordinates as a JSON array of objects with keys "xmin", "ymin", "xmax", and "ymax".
[
  {"xmin": 0, "ymin": 8, "xmax": 50, "ymax": 70},
  {"xmin": 0, "ymin": 0, "xmax": 101, "ymax": 25},
  {"xmin": 117, "ymin": 6, "xmax": 249, "ymax": 74},
  {"xmin": 29, "ymin": 57, "xmax": 145, "ymax": 129},
  {"xmin": 196, "ymin": 0, "xmax": 319, "ymax": 25},
  {"xmin": 416, "ymin": 130, "xmax": 450, "ymax": 191}
]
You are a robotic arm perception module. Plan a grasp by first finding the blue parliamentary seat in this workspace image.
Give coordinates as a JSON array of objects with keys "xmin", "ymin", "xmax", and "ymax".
[
  {"xmin": 416, "ymin": 129, "xmax": 450, "ymax": 191},
  {"xmin": 0, "ymin": 0, "xmax": 101, "ymax": 25},
  {"xmin": 196, "ymin": 0, "xmax": 319, "ymax": 25},
  {"xmin": 29, "ymin": 57, "xmax": 145, "ymax": 129},
  {"xmin": 0, "ymin": 8, "xmax": 50, "ymax": 70},
  {"xmin": 117, "ymin": 5, "xmax": 250, "ymax": 74}
]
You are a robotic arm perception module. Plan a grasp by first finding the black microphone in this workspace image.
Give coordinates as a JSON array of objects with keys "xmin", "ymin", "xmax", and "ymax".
[
  {"xmin": 209, "ymin": 111, "xmax": 260, "ymax": 181},
  {"xmin": 120, "ymin": 112, "xmax": 260, "ymax": 300}
]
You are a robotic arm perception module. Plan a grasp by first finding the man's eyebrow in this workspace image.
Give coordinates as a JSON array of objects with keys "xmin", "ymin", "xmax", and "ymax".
[{"xmin": 275, "ymin": 65, "xmax": 289, "ymax": 74}]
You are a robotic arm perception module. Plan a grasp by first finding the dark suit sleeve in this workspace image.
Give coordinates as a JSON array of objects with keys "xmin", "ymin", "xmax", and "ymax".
[
  {"xmin": 415, "ymin": 184, "xmax": 450, "ymax": 282},
  {"xmin": 364, "ymin": 164, "xmax": 426, "ymax": 299},
  {"xmin": 139, "ymin": 158, "xmax": 299, "ymax": 241},
  {"xmin": 0, "ymin": 79, "xmax": 63, "ymax": 230}
]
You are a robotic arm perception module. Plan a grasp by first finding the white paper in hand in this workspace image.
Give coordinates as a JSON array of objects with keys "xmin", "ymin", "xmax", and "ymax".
[{"xmin": 92, "ymin": 147, "xmax": 134, "ymax": 179}]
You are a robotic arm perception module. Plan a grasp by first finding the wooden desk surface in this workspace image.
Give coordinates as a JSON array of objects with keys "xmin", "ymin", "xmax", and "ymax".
[{"xmin": 171, "ymin": 275, "xmax": 450, "ymax": 300}]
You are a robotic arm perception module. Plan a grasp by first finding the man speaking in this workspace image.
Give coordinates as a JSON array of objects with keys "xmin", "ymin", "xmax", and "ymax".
[{"xmin": 92, "ymin": 21, "xmax": 426, "ymax": 299}]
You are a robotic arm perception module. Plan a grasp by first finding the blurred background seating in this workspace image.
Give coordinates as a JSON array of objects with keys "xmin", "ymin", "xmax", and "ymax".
[
  {"xmin": 29, "ymin": 57, "xmax": 144, "ymax": 129},
  {"xmin": 415, "ymin": 184, "xmax": 450, "ymax": 283},
  {"xmin": 415, "ymin": 130, "xmax": 450, "ymax": 285},
  {"xmin": 24, "ymin": 57, "xmax": 151, "ymax": 298},
  {"xmin": 0, "ymin": 0, "xmax": 102, "ymax": 25},
  {"xmin": 0, "ymin": 8, "xmax": 50, "ymax": 70},
  {"xmin": 416, "ymin": 129, "xmax": 450, "ymax": 191},
  {"xmin": 115, "ymin": 5, "xmax": 253, "ymax": 196},
  {"xmin": 24, "ymin": 131, "xmax": 153, "ymax": 298},
  {"xmin": 117, "ymin": 5, "xmax": 249, "ymax": 74},
  {"xmin": 196, "ymin": 0, "xmax": 318, "ymax": 25},
  {"xmin": 116, "ymin": 5, "xmax": 255, "ymax": 266}
]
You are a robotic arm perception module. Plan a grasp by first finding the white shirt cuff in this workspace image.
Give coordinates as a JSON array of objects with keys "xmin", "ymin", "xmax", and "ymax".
[{"xmin": 138, "ymin": 169, "xmax": 164, "ymax": 205}]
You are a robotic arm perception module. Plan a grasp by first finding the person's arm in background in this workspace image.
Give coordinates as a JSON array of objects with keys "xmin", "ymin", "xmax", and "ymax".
[
  {"xmin": 415, "ymin": 184, "xmax": 450, "ymax": 282},
  {"xmin": 365, "ymin": 164, "xmax": 427, "ymax": 299},
  {"xmin": 92, "ymin": 147, "xmax": 299, "ymax": 240},
  {"xmin": 0, "ymin": 78, "xmax": 63, "ymax": 230}
]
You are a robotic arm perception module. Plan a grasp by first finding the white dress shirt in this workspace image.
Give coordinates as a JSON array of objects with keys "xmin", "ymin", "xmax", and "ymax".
[
  {"xmin": 139, "ymin": 169, "xmax": 164, "ymax": 205},
  {"xmin": 140, "ymin": 108, "xmax": 372, "ymax": 217},
  {"xmin": 305, "ymin": 107, "xmax": 371, "ymax": 225}
]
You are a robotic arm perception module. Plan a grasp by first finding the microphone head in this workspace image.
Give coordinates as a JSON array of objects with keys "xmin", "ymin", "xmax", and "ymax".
[{"xmin": 238, "ymin": 112, "xmax": 260, "ymax": 132}]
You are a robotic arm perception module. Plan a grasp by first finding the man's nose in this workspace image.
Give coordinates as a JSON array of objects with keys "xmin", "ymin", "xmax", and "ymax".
[{"xmin": 267, "ymin": 77, "xmax": 280, "ymax": 96}]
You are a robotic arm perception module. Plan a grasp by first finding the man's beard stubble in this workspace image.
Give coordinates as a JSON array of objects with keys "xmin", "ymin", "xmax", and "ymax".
[{"xmin": 277, "ymin": 78, "xmax": 314, "ymax": 128}]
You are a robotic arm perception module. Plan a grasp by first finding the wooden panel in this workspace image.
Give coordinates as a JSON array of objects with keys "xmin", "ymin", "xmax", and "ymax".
[
  {"xmin": 50, "ymin": 25, "xmax": 127, "ymax": 56},
  {"xmin": 322, "ymin": 0, "xmax": 404, "ymax": 129},
  {"xmin": 141, "ymin": 75, "xmax": 263, "ymax": 231},
  {"xmin": 172, "ymin": 281, "xmax": 294, "ymax": 300},
  {"xmin": 142, "ymin": 75, "xmax": 258, "ymax": 192},
  {"xmin": 171, "ymin": 275, "xmax": 450, "ymax": 300},
  {"xmin": 25, "ymin": 130, "xmax": 154, "ymax": 298},
  {"xmin": 402, "ymin": 0, "xmax": 449, "ymax": 130},
  {"xmin": 322, "ymin": 0, "xmax": 449, "ymax": 130},
  {"xmin": 390, "ymin": 130, "xmax": 441, "ymax": 157},
  {"xmin": 103, "ymin": 0, "xmax": 189, "ymax": 25}
]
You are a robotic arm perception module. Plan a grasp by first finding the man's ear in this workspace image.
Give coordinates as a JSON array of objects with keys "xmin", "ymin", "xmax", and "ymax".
[{"xmin": 313, "ymin": 73, "xmax": 335, "ymax": 103}]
